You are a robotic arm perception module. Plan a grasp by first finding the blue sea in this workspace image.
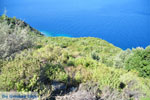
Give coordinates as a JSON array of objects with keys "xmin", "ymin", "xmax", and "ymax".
[{"xmin": 0, "ymin": 0, "xmax": 150, "ymax": 49}]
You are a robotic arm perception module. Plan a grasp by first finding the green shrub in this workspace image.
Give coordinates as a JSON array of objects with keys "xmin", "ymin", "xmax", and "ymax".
[
  {"xmin": 74, "ymin": 57, "xmax": 98, "ymax": 68},
  {"xmin": 91, "ymin": 52, "xmax": 100, "ymax": 61},
  {"xmin": 125, "ymin": 46, "xmax": 150, "ymax": 78},
  {"xmin": 0, "ymin": 14, "xmax": 7, "ymax": 20},
  {"xmin": 120, "ymin": 71, "xmax": 150, "ymax": 97},
  {"xmin": 114, "ymin": 49, "xmax": 132, "ymax": 68},
  {"xmin": 16, "ymin": 74, "xmax": 39, "ymax": 92},
  {"xmin": 67, "ymin": 60, "xmax": 75, "ymax": 66},
  {"xmin": 0, "ymin": 20, "xmax": 35, "ymax": 59},
  {"xmin": 44, "ymin": 63, "xmax": 68, "ymax": 82},
  {"xmin": 91, "ymin": 66, "xmax": 124, "ymax": 89}
]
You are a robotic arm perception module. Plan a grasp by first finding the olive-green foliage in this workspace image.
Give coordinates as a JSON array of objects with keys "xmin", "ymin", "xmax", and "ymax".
[
  {"xmin": 44, "ymin": 63, "xmax": 68, "ymax": 82},
  {"xmin": 74, "ymin": 62, "xmax": 150, "ymax": 99},
  {"xmin": 141, "ymin": 98, "xmax": 150, "ymax": 100},
  {"xmin": 0, "ymin": 45, "xmax": 68, "ymax": 95},
  {"xmin": 120, "ymin": 71, "xmax": 150, "ymax": 96},
  {"xmin": 0, "ymin": 15, "xmax": 41, "ymax": 35},
  {"xmin": 0, "ymin": 15, "xmax": 41, "ymax": 59},
  {"xmin": 0, "ymin": 59, "xmax": 3, "ymax": 72},
  {"xmin": 38, "ymin": 36, "xmax": 122, "ymax": 67},
  {"xmin": 91, "ymin": 51, "xmax": 100, "ymax": 61},
  {"xmin": 0, "ymin": 16, "xmax": 150, "ymax": 99},
  {"xmin": 125, "ymin": 46, "xmax": 150, "ymax": 78},
  {"xmin": 114, "ymin": 49, "xmax": 132, "ymax": 68},
  {"xmin": 74, "ymin": 57, "xmax": 99, "ymax": 68},
  {"xmin": 0, "ymin": 14, "xmax": 7, "ymax": 20}
]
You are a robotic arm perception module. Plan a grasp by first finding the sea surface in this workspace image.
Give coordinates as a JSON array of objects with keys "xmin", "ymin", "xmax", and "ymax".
[{"xmin": 0, "ymin": 0, "xmax": 150, "ymax": 49}]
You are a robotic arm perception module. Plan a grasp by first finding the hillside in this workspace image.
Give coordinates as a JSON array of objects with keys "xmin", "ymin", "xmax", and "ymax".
[{"xmin": 0, "ymin": 15, "xmax": 150, "ymax": 100}]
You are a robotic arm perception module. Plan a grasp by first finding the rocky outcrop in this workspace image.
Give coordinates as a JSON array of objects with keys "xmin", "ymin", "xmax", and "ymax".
[
  {"xmin": 56, "ymin": 90, "xmax": 97, "ymax": 100},
  {"xmin": 55, "ymin": 81, "xmax": 100, "ymax": 100}
]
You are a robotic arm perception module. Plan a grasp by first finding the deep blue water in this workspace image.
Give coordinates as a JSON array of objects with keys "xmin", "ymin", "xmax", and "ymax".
[{"xmin": 0, "ymin": 0, "xmax": 150, "ymax": 49}]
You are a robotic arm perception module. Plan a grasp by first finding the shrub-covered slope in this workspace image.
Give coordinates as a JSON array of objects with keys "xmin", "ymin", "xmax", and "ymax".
[{"xmin": 0, "ymin": 15, "xmax": 150, "ymax": 100}]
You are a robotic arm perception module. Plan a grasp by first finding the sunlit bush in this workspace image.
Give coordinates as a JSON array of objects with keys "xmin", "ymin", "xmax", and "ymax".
[
  {"xmin": 125, "ymin": 46, "xmax": 150, "ymax": 78},
  {"xmin": 0, "ymin": 18, "xmax": 35, "ymax": 59}
]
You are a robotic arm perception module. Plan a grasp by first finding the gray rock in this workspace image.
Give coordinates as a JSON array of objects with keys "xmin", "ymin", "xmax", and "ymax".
[
  {"xmin": 51, "ymin": 81, "xmax": 66, "ymax": 95},
  {"xmin": 78, "ymin": 81, "xmax": 100, "ymax": 95},
  {"xmin": 55, "ymin": 81, "xmax": 100, "ymax": 100},
  {"xmin": 56, "ymin": 90, "xmax": 97, "ymax": 100}
]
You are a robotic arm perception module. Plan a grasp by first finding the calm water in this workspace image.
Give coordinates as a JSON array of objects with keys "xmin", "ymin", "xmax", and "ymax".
[{"xmin": 0, "ymin": 0, "xmax": 150, "ymax": 49}]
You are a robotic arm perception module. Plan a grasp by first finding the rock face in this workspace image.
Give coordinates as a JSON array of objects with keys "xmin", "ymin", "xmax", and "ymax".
[
  {"xmin": 51, "ymin": 81, "xmax": 67, "ymax": 95},
  {"xmin": 54, "ymin": 81, "xmax": 145, "ymax": 100},
  {"xmin": 56, "ymin": 90, "xmax": 97, "ymax": 100},
  {"xmin": 55, "ymin": 81, "xmax": 100, "ymax": 100}
]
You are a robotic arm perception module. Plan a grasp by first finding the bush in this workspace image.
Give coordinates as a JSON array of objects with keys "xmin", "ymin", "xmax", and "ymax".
[
  {"xmin": 44, "ymin": 63, "xmax": 68, "ymax": 82},
  {"xmin": 0, "ymin": 20, "xmax": 35, "ymax": 59},
  {"xmin": 125, "ymin": 46, "xmax": 150, "ymax": 78},
  {"xmin": 91, "ymin": 52, "xmax": 100, "ymax": 61},
  {"xmin": 114, "ymin": 49, "xmax": 132, "ymax": 68},
  {"xmin": 0, "ymin": 14, "xmax": 7, "ymax": 20},
  {"xmin": 91, "ymin": 66, "xmax": 124, "ymax": 89}
]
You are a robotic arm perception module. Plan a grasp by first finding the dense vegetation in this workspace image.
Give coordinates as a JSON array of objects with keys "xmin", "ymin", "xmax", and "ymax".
[
  {"xmin": 125, "ymin": 47, "xmax": 150, "ymax": 78},
  {"xmin": 0, "ymin": 15, "xmax": 150, "ymax": 100}
]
